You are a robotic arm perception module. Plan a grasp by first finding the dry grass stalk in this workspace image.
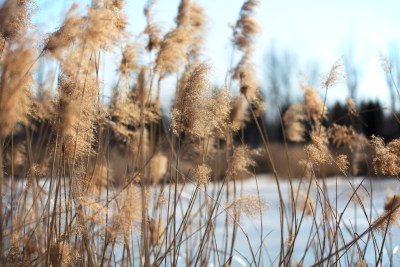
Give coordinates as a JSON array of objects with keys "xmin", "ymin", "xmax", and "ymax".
[
  {"xmin": 348, "ymin": 189, "xmax": 367, "ymax": 206},
  {"xmin": 108, "ymin": 185, "xmax": 144, "ymax": 239},
  {"xmin": 0, "ymin": 0, "xmax": 398, "ymax": 266},
  {"xmin": 148, "ymin": 218, "xmax": 165, "ymax": 247}
]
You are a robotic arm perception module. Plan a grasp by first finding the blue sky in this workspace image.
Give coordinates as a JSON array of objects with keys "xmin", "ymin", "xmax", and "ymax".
[{"xmin": 32, "ymin": 0, "xmax": 400, "ymax": 107}]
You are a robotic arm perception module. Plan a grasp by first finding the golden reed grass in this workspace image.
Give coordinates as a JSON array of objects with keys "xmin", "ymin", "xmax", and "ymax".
[{"xmin": 0, "ymin": 0, "xmax": 398, "ymax": 266}]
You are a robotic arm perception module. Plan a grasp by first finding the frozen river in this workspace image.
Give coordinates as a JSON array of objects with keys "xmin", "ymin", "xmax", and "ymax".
[
  {"xmin": 5, "ymin": 175, "xmax": 400, "ymax": 266},
  {"xmin": 173, "ymin": 176, "xmax": 400, "ymax": 266}
]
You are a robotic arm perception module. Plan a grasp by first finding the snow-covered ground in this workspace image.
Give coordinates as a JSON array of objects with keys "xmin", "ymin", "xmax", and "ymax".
[
  {"xmin": 176, "ymin": 176, "xmax": 400, "ymax": 266},
  {"xmin": 4, "ymin": 175, "xmax": 400, "ymax": 266}
]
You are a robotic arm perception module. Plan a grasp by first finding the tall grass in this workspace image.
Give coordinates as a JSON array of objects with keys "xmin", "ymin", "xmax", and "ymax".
[{"xmin": 0, "ymin": 0, "xmax": 399, "ymax": 266}]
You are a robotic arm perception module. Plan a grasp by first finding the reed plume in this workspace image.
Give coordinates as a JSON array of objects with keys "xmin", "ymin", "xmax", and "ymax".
[
  {"xmin": 232, "ymin": 0, "xmax": 260, "ymax": 52},
  {"xmin": 335, "ymin": 154, "xmax": 349, "ymax": 171},
  {"xmin": 303, "ymin": 87, "xmax": 327, "ymax": 124},
  {"xmin": 155, "ymin": 29, "xmax": 188, "ymax": 74},
  {"xmin": 0, "ymin": 1, "xmax": 397, "ymax": 266},
  {"xmin": 0, "ymin": 0, "xmax": 36, "ymax": 41},
  {"xmin": 149, "ymin": 152, "xmax": 168, "ymax": 183},
  {"xmin": 155, "ymin": 0, "xmax": 206, "ymax": 74},
  {"xmin": 371, "ymin": 135, "xmax": 400, "ymax": 176},
  {"xmin": 0, "ymin": 45, "xmax": 34, "ymax": 139},
  {"xmin": 305, "ymin": 129, "xmax": 331, "ymax": 165},
  {"xmin": 44, "ymin": 4, "xmax": 81, "ymax": 58},
  {"xmin": 284, "ymin": 103, "xmax": 307, "ymax": 142},
  {"xmin": 231, "ymin": 0, "xmax": 265, "ymax": 118},
  {"xmin": 226, "ymin": 145, "xmax": 256, "ymax": 179},
  {"xmin": 171, "ymin": 63, "xmax": 210, "ymax": 136},
  {"xmin": 328, "ymin": 123, "xmax": 358, "ymax": 150},
  {"xmin": 230, "ymin": 95, "xmax": 249, "ymax": 131},
  {"xmin": 143, "ymin": 0, "xmax": 162, "ymax": 52},
  {"xmin": 321, "ymin": 58, "xmax": 345, "ymax": 89},
  {"xmin": 373, "ymin": 192, "xmax": 400, "ymax": 232},
  {"xmin": 233, "ymin": 53, "xmax": 258, "ymax": 100},
  {"xmin": 119, "ymin": 43, "xmax": 139, "ymax": 75},
  {"xmin": 226, "ymin": 194, "xmax": 267, "ymax": 219},
  {"xmin": 296, "ymin": 190, "xmax": 315, "ymax": 217},
  {"xmin": 346, "ymin": 97, "xmax": 357, "ymax": 116},
  {"xmin": 193, "ymin": 163, "xmax": 211, "ymax": 184},
  {"xmin": 83, "ymin": 0, "xmax": 127, "ymax": 50}
]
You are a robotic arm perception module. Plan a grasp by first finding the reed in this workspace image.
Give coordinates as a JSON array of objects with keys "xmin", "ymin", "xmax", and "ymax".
[{"xmin": 0, "ymin": 0, "xmax": 399, "ymax": 266}]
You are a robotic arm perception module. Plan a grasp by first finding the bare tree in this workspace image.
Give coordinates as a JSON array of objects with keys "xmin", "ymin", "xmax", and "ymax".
[
  {"xmin": 305, "ymin": 61, "xmax": 320, "ymax": 88},
  {"xmin": 343, "ymin": 42, "xmax": 359, "ymax": 100},
  {"xmin": 264, "ymin": 42, "xmax": 296, "ymax": 120},
  {"xmin": 383, "ymin": 43, "xmax": 400, "ymax": 111}
]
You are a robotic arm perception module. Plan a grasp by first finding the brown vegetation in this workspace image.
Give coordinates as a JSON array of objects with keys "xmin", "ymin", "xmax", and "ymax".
[{"xmin": 0, "ymin": 0, "xmax": 399, "ymax": 266}]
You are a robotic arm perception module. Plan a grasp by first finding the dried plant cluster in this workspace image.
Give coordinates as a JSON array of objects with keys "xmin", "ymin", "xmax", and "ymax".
[{"xmin": 0, "ymin": 0, "xmax": 398, "ymax": 266}]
